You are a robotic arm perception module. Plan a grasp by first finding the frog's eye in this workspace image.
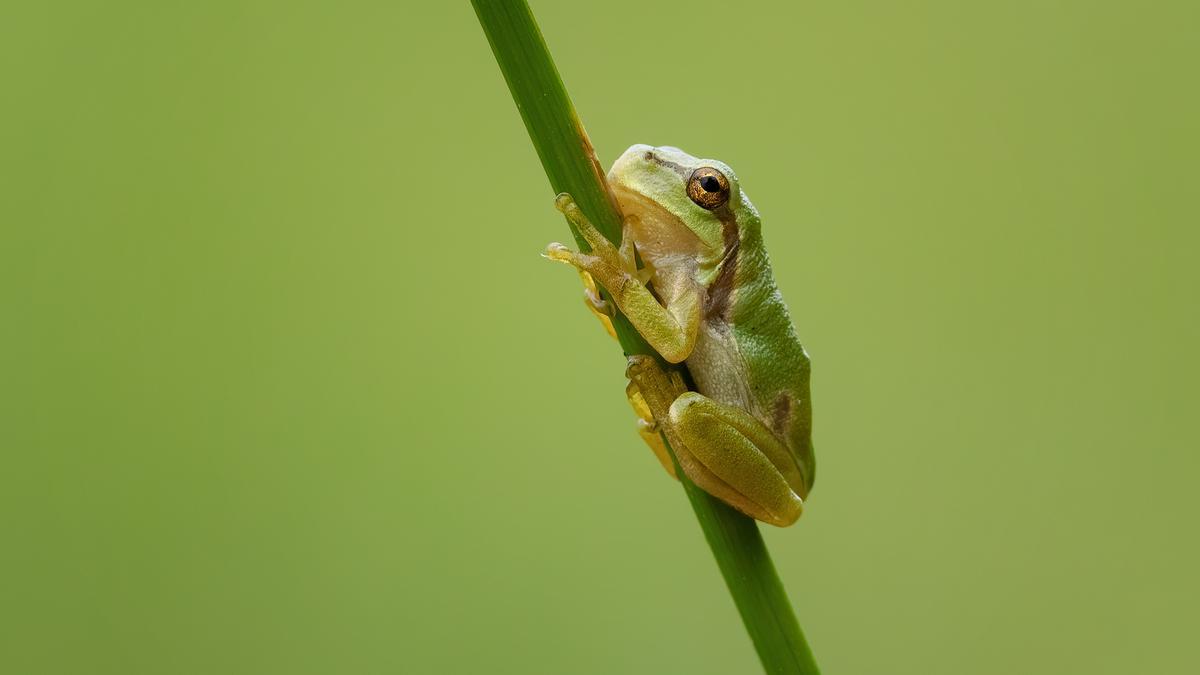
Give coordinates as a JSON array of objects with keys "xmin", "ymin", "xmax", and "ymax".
[{"xmin": 686, "ymin": 167, "xmax": 730, "ymax": 210}]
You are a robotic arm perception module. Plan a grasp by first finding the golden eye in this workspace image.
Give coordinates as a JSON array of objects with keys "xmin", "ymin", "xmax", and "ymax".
[{"xmin": 686, "ymin": 167, "xmax": 730, "ymax": 210}]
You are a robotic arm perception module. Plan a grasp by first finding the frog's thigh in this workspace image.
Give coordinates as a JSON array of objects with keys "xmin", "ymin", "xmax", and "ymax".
[
  {"xmin": 669, "ymin": 393, "xmax": 804, "ymax": 527},
  {"xmin": 625, "ymin": 381, "xmax": 676, "ymax": 478},
  {"xmin": 624, "ymin": 355, "xmax": 775, "ymax": 522}
]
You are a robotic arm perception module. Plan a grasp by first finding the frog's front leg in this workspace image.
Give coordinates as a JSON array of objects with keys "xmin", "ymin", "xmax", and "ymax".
[
  {"xmin": 545, "ymin": 193, "xmax": 700, "ymax": 363},
  {"xmin": 626, "ymin": 355, "xmax": 807, "ymax": 527}
]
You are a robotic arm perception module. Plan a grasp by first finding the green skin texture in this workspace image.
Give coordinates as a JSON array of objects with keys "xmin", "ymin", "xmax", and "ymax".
[{"xmin": 548, "ymin": 144, "xmax": 814, "ymax": 527}]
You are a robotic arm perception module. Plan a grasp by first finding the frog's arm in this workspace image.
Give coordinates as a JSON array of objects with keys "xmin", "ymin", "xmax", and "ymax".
[
  {"xmin": 546, "ymin": 193, "xmax": 700, "ymax": 363},
  {"xmin": 626, "ymin": 355, "xmax": 806, "ymax": 527}
]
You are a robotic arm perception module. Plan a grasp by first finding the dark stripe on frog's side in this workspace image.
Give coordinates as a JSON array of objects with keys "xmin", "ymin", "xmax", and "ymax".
[
  {"xmin": 772, "ymin": 391, "xmax": 794, "ymax": 437},
  {"xmin": 642, "ymin": 149, "xmax": 741, "ymax": 319},
  {"xmin": 705, "ymin": 205, "xmax": 741, "ymax": 321}
]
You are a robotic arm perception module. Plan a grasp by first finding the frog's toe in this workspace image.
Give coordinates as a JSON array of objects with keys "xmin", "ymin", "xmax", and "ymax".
[
  {"xmin": 624, "ymin": 354, "xmax": 655, "ymax": 380},
  {"xmin": 544, "ymin": 242, "xmax": 577, "ymax": 263},
  {"xmin": 553, "ymin": 192, "xmax": 577, "ymax": 213},
  {"xmin": 583, "ymin": 286, "xmax": 610, "ymax": 314}
]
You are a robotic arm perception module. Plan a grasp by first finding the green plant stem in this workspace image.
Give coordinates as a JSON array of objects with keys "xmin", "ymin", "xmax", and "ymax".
[{"xmin": 471, "ymin": 2, "xmax": 819, "ymax": 673}]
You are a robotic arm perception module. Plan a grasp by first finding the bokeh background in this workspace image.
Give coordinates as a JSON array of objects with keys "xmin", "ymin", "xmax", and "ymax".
[{"xmin": 3, "ymin": 1, "xmax": 1198, "ymax": 673}]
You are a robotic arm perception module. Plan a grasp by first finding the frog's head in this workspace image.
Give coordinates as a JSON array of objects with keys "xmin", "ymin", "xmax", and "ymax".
[{"xmin": 607, "ymin": 144, "xmax": 760, "ymax": 270}]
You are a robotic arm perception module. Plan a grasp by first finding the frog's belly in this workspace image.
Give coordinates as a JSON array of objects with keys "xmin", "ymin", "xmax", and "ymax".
[{"xmin": 685, "ymin": 321, "xmax": 760, "ymax": 418}]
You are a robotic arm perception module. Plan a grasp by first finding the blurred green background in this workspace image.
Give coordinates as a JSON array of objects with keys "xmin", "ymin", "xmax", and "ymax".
[{"xmin": 3, "ymin": 1, "xmax": 1197, "ymax": 673}]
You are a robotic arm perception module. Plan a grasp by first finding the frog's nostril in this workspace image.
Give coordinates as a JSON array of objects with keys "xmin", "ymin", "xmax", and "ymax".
[{"xmin": 643, "ymin": 150, "xmax": 655, "ymax": 161}]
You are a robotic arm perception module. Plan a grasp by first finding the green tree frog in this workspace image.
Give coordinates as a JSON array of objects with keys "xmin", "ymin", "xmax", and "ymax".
[{"xmin": 546, "ymin": 145, "xmax": 815, "ymax": 527}]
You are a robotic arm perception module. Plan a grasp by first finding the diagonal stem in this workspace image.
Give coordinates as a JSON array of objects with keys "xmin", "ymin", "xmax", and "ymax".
[{"xmin": 470, "ymin": 2, "xmax": 819, "ymax": 672}]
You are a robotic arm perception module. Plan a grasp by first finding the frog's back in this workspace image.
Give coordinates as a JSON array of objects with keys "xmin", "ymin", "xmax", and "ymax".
[{"xmin": 685, "ymin": 232, "xmax": 815, "ymax": 485}]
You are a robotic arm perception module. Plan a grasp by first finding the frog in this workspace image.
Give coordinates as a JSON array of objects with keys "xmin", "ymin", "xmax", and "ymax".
[{"xmin": 545, "ymin": 144, "xmax": 815, "ymax": 527}]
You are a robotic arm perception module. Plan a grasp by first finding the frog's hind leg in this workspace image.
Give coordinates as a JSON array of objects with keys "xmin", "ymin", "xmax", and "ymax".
[
  {"xmin": 626, "ymin": 380, "xmax": 676, "ymax": 478},
  {"xmin": 625, "ymin": 355, "xmax": 806, "ymax": 527},
  {"xmin": 624, "ymin": 356, "xmax": 765, "ymax": 522},
  {"xmin": 668, "ymin": 393, "xmax": 806, "ymax": 526}
]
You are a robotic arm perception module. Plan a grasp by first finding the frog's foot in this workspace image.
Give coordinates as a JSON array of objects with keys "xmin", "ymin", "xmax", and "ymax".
[
  {"xmin": 581, "ymin": 270, "xmax": 617, "ymax": 339},
  {"xmin": 624, "ymin": 355, "xmax": 689, "ymax": 418},
  {"xmin": 625, "ymin": 355, "xmax": 806, "ymax": 527},
  {"xmin": 626, "ymin": 379, "xmax": 676, "ymax": 478},
  {"xmin": 582, "ymin": 272, "xmax": 613, "ymax": 316},
  {"xmin": 555, "ymin": 193, "xmax": 638, "ymax": 272},
  {"xmin": 545, "ymin": 193, "xmax": 637, "ymax": 276},
  {"xmin": 546, "ymin": 194, "xmax": 699, "ymax": 364}
]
